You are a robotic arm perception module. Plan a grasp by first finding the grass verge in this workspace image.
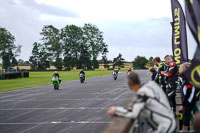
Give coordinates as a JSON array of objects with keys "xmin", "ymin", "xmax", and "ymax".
[{"xmin": 0, "ymin": 70, "xmax": 113, "ymax": 92}]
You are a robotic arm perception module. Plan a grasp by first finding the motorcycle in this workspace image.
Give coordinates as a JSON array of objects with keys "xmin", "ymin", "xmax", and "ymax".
[
  {"xmin": 52, "ymin": 76, "xmax": 60, "ymax": 90},
  {"xmin": 112, "ymin": 72, "xmax": 118, "ymax": 80},
  {"xmin": 80, "ymin": 73, "xmax": 85, "ymax": 83},
  {"xmin": 127, "ymin": 71, "xmax": 131, "ymax": 75}
]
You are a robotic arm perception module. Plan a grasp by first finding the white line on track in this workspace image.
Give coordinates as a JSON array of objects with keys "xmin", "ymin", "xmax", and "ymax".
[
  {"xmin": 0, "ymin": 73, "xmax": 117, "ymax": 94},
  {"xmin": 0, "ymin": 107, "xmax": 107, "ymax": 110},
  {"xmin": 1, "ymin": 109, "xmax": 37, "ymax": 122},
  {"xmin": 0, "ymin": 90, "xmax": 53, "ymax": 99},
  {"xmin": 0, "ymin": 98, "xmax": 130, "ymax": 102},
  {"xmin": 0, "ymin": 121, "xmax": 111, "ymax": 124}
]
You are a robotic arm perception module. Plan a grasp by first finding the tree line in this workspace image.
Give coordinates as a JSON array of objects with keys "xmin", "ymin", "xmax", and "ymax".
[
  {"xmin": 0, "ymin": 25, "xmax": 154, "ymax": 71},
  {"xmin": 29, "ymin": 24, "xmax": 108, "ymax": 70}
]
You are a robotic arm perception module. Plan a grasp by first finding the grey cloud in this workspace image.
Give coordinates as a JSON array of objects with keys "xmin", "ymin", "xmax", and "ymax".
[
  {"xmin": 97, "ymin": 17, "xmax": 195, "ymax": 61},
  {"xmin": 0, "ymin": 0, "xmax": 80, "ymax": 61},
  {"xmin": 15, "ymin": 0, "xmax": 78, "ymax": 18},
  {"xmin": 0, "ymin": 0, "xmax": 196, "ymax": 62}
]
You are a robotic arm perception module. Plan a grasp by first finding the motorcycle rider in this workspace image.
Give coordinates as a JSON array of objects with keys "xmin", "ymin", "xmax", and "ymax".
[
  {"xmin": 79, "ymin": 69, "xmax": 85, "ymax": 80},
  {"xmin": 107, "ymin": 71, "xmax": 176, "ymax": 133},
  {"xmin": 161, "ymin": 55, "xmax": 178, "ymax": 115},
  {"xmin": 127, "ymin": 67, "xmax": 132, "ymax": 75},
  {"xmin": 153, "ymin": 57, "xmax": 168, "ymax": 93},
  {"xmin": 112, "ymin": 68, "xmax": 118, "ymax": 75},
  {"xmin": 52, "ymin": 71, "xmax": 61, "ymax": 83}
]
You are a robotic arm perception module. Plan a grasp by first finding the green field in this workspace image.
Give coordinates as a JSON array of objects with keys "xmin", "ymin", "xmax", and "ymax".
[{"xmin": 0, "ymin": 70, "xmax": 113, "ymax": 92}]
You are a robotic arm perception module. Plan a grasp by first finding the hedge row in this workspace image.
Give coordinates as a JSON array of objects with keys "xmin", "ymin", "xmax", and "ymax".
[{"xmin": 0, "ymin": 72, "xmax": 29, "ymax": 80}]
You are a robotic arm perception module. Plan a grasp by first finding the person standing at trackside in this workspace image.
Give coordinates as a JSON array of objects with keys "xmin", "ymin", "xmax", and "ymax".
[
  {"xmin": 107, "ymin": 72, "xmax": 176, "ymax": 133},
  {"xmin": 179, "ymin": 62, "xmax": 198, "ymax": 131},
  {"xmin": 149, "ymin": 67, "xmax": 157, "ymax": 81},
  {"xmin": 161, "ymin": 55, "xmax": 178, "ymax": 115},
  {"xmin": 193, "ymin": 112, "xmax": 200, "ymax": 133},
  {"xmin": 153, "ymin": 57, "xmax": 168, "ymax": 92}
]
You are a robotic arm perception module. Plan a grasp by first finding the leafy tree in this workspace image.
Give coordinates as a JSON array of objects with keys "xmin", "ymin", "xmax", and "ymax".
[
  {"xmin": 40, "ymin": 25, "xmax": 62, "ymax": 70},
  {"xmin": 146, "ymin": 56, "xmax": 154, "ymax": 67},
  {"xmin": 83, "ymin": 23, "xmax": 108, "ymax": 68},
  {"xmin": 18, "ymin": 59, "xmax": 24, "ymax": 65},
  {"xmin": 11, "ymin": 56, "xmax": 18, "ymax": 66},
  {"xmin": 18, "ymin": 59, "xmax": 30, "ymax": 66},
  {"xmin": 113, "ymin": 53, "xmax": 125, "ymax": 68},
  {"xmin": 29, "ymin": 42, "xmax": 40, "ymax": 70},
  {"xmin": 102, "ymin": 47, "xmax": 109, "ymax": 68},
  {"xmin": 79, "ymin": 44, "xmax": 92, "ymax": 69},
  {"xmin": 0, "ymin": 27, "xmax": 21, "ymax": 69},
  {"xmin": 38, "ymin": 46, "xmax": 51, "ymax": 70},
  {"xmin": 60, "ymin": 25, "xmax": 90, "ymax": 69},
  {"xmin": 133, "ymin": 56, "xmax": 148, "ymax": 69},
  {"xmin": 29, "ymin": 42, "xmax": 50, "ymax": 70}
]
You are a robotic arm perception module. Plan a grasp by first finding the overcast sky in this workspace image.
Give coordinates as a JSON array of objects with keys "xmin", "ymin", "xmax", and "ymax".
[{"xmin": 0, "ymin": 0, "xmax": 197, "ymax": 61}]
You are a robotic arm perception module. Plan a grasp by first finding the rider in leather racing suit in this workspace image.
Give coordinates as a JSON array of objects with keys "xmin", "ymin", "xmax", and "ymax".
[
  {"xmin": 161, "ymin": 55, "xmax": 178, "ymax": 114},
  {"xmin": 107, "ymin": 72, "xmax": 176, "ymax": 133}
]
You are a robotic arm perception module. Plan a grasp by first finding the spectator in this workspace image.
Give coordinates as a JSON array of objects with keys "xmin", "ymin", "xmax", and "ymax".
[
  {"xmin": 149, "ymin": 66, "xmax": 157, "ymax": 81},
  {"xmin": 107, "ymin": 71, "xmax": 176, "ymax": 133},
  {"xmin": 161, "ymin": 55, "xmax": 178, "ymax": 114},
  {"xmin": 193, "ymin": 112, "xmax": 200, "ymax": 133},
  {"xmin": 153, "ymin": 57, "xmax": 168, "ymax": 92},
  {"xmin": 179, "ymin": 62, "xmax": 197, "ymax": 131}
]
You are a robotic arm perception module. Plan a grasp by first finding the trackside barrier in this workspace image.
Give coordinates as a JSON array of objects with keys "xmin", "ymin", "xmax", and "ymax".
[
  {"xmin": 102, "ymin": 116, "xmax": 133, "ymax": 133},
  {"xmin": 175, "ymin": 131, "xmax": 195, "ymax": 133},
  {"xmin": 102, "ymin": 102, "xmax": 134, "ymax": 133},
  {"xmin": 0, "ymin": 72, "xmax": 29, "ymax": 80}
]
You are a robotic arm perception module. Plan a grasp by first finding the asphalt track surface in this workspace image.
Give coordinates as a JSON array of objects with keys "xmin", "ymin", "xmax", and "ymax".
[{"xmin": 0, "ymin": 70, "xmax": 151, "ymax": 133}]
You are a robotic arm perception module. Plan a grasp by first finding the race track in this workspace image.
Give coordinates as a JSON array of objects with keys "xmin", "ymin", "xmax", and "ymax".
[{"xmin": 0, "ymin": 70, "xmax": 151, "ymax": 133}]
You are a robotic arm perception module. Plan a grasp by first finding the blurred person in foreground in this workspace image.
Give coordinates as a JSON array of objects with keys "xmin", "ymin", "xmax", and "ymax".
[{"xmin": 107, "ymin": 71, "xmax": 176, "ymax": 133}]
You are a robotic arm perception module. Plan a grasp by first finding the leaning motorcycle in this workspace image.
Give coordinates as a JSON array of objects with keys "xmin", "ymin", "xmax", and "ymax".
[
  {"xmin": 80, "ymin": 73, "xmax": 85, "ymax": 83},
  {"xmin": 52, "ymin": 76, "xmax": 60, "ymax": 90},
  {"xmin": 112, "ymin": 72, "xmax": 118, "ymax": 80}
]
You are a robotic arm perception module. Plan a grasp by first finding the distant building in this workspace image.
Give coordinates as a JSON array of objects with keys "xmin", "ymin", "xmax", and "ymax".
[
  {"xmin": 99, "ymin": 62, "xmax": 133, "ymax": 69},
  {"xmin": 17, "ymin": 66, "xmax": 31, "ymax": 71},
  {"xmin": 2, "ymin": 62, "xmax": 133, "ymax": 71}
]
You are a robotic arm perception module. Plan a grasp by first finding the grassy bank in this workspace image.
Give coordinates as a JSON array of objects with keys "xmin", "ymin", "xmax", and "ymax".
[{"xmin": 0, "ymin": 70, "xmax": 113, "ymax": 92}]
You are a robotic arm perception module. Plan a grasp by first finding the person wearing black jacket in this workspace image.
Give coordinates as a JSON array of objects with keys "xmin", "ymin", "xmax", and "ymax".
[
  {"xmin": 52, "ymin": 71, "xmax": 61, "ymax": 83},
  {"xmin": 107, "ymin": 72, "xmax": 176, "ymax": 133},
  {"xmin": 153, "ymin": 57, "xmax": 168, "ymax": 92},
  {"xmin": 79, "ymin": 69, "xmax": 85, "ymax": 80},
  {"xmin": 161, "ymin": 55, "xmax": 178, "ymax": 114},
  {"xmin": 179, "ymin": 62, "xmax": 198, "ymax": 131},
  {"xmin": 149, "ymin": 67, "xmax": 157, "ymax": 81}
]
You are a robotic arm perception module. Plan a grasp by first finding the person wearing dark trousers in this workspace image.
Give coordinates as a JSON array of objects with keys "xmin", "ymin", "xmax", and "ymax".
[
  {"xmin": 179, "ymin": 62, "xmax": 198, "ymax": 131},
  {"xmin": 193, "ymin": 112, "xmax": 200, "ymax": 133},
  {"xmin": 153, "ymin": 57, "xmax": 168, "ymax": 92},
  {"xmin": 107, "ymin": 72, "xmax": 176, "ymax": 133},
  {"xmin": 161, "ymin": 55, "xmax": 178, "ymax": 115},
  {"xmin": 149, "ymin": 67, "xmax": 157, "ymax": 81}
]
